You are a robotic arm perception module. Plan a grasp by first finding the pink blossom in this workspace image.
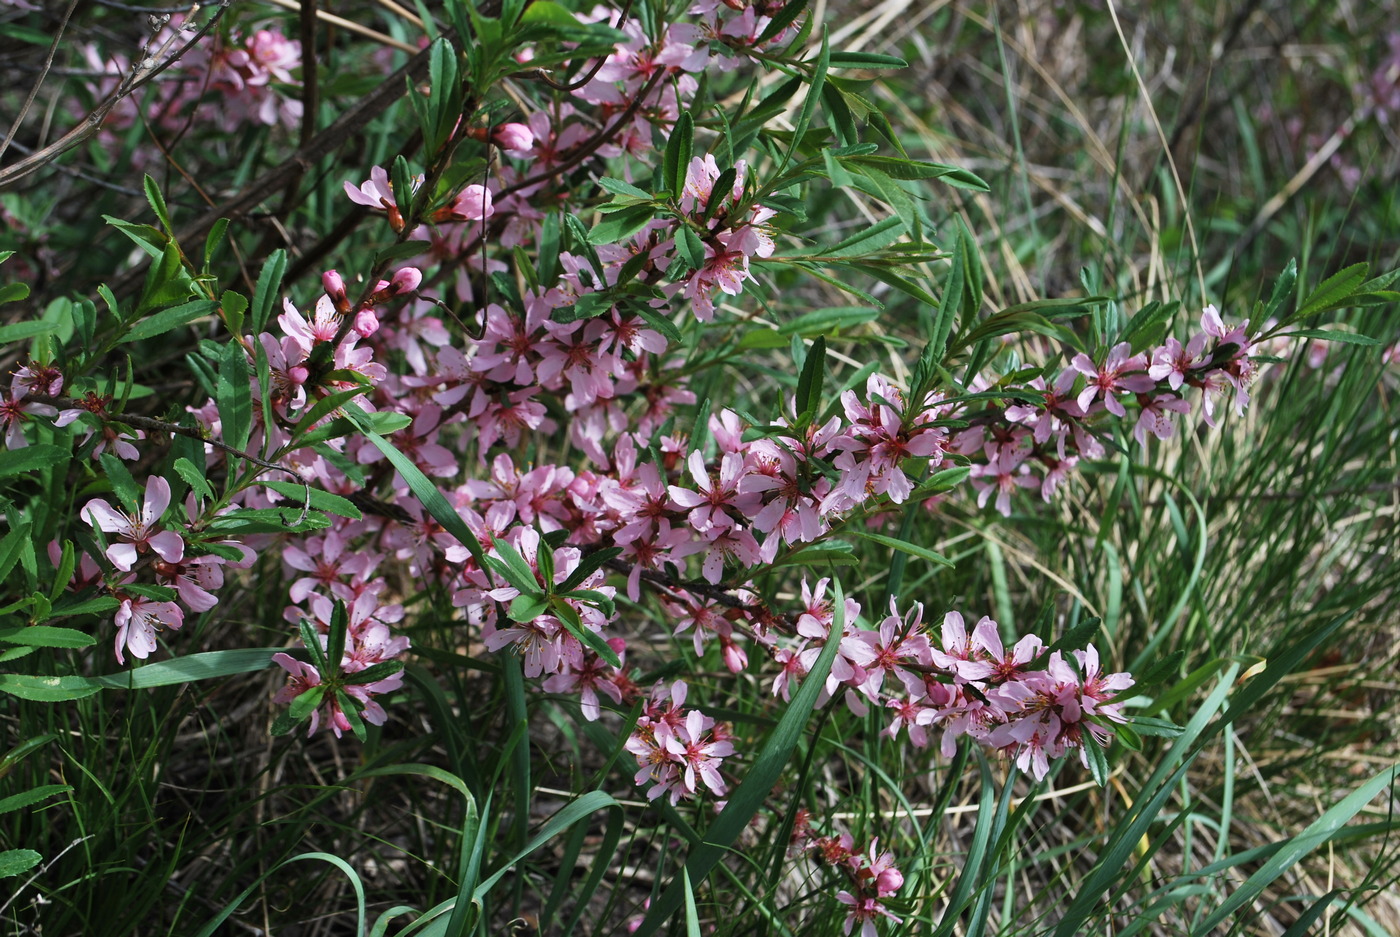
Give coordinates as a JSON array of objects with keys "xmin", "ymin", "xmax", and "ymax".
[
  {"xmin": 82, "ymin": 476, "xmax": 185, "ymax": 572},
  {"xmin": 113, "ymin": 592, "xmax": 184, "ymax": 664}
]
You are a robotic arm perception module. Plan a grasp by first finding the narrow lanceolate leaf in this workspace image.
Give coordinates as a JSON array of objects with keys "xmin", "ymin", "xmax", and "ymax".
[
  {"xmin": 256, "ymin": 481, "xmax": 363, "ymax": 520},
  {"xmin": 0, "ymin": 784, "xmax": 71, "ymax": 816},
  {"xmin": 88, "ymin": 648, "xmax": 282, "ymax": 689},
  {"xmin": 664, "ymin": 112, "xmax": 694, "ymax": 201},
  {"xmin": 849, "ymin": 530, "xmax": 955, "ymax": 568},
  {"xmin": 0, "ymin": 625, "xmax": 97, "ymax": 649},
  {"xmin": 216, "ymin": 340, "xmax": 252, "ymax": 454},
  {"xmin": 489, "ymin": 537, "xmax": 543, "ymax": 594},
  {"xmin": 795, "ymin": 335, "xmax": 826, "ymax": 418},
  {"xmin": 118, "ymin": 299, "xmax": 217, "ymax": 343},
  {"xmin": 633, "ymin": 580, "xmax": 850, "ymax": 937},
  {"xmin": 0, "ymin": 445, "xmax": 66, "ymax": 479},
  {"xmin": 1280, "ymin": 261, "xmax": 1368, "ymax": 329},
  {"xmin": 342, "ymin": 402, "xmax": 491, "ymax": 579},
  {"xmin": 250, "ymin": 249, "xmax": 287, "ymax": 335},
  {"xmin": 0, "ymin": 674, "xmax": 103, "ymax": 701}
]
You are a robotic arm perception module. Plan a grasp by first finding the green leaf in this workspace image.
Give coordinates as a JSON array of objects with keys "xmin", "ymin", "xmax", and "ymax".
[
  {"xmin": 143, "ymin": 174, "xmax": 173, "ymax": 231},
  {"xmin": 90, "ymin": 648, "xmax": 281, "ymax": 690},
  {"xmin": 203, "ymin": 218, "xmax": 230, "ymax": 270},
  {"xmin": 589, "ymin": 205, "xmax": 655, "ymax": 245},
  {"xmin": 1262, "ymin": 257, "xmax": 1297, "ymax": 322},
  {"xmin": 219, "ymin": 290, "xmax": 247, "ymax": 337},
  {"xmin": 216, "ymin": 340, "xmax": 252, "ymax": 454},
  {"xmin": 1282, "ymin": 262, "xmax": 1369, "ymax": 328},
  {"xmin": 551, "ymin": 598, "xmax": 621, "ymax": 668},
  {"xmin": 633, "ymin": 580, "xmax": 850, "ymax": 937},
  {"xmin": 0, "ymin": 784, "xmax": 71, "ymax": 816},
  {"xmin": 137, "ymin": 241, "xmax": 193, "ymax": 312},
  {"xmin": 471, "ymin": 791, "xmax": 620, "ymax": 901},
  {"xmin": 0, "ymin": 318, "xmax": 57, "ymax": 345},
  {"xmin": 342, "ymin": 402, "xmax": 490, "ymax": 578},
  {"xmin": 664, "ymin": 112, "xmax": 694, "ymax": 201},
  {"xmin": 778, "ymin": 306, "xmax": 879, "ymax": 335},
  {"xmin": 847, "ymin": 155, "xmax": 989, "ymax": 190},
  {"xmin": 508, "ymin": 593, "xmax": 551, "ymax": 622},
  {"xmin": 849, "ymin": 530, "xmax": 955, "ymax": 568},
  {"xmin": 0, "ymin": 674, "xmax": 102, "ymax": 701},
  {"xmin": 757, "ymin": 0, "xmax": 807, "ymax": 43},
  {"xmin": 0, "ymin": 626, "xmax": 96, "ymax": 648},
  {"xmin": 827, "ymin": 51, "xmax": 907, "ymax": 69},
  {"xmin": 795, "ymin": 335, "xmax": 826, "ymax": 417},
  {"xmin": 0, "ymin": 849, "xmax": 41, "ymax": 879},
  {"xmin": 598, "ymin": 177, "xmax": 653, "ymax": 200},
  {"xmin": 557, "ymin": 546, "xmax": 621, "ymax": 593},
  {"xmin": 173, "ymin": 456, "xmax": 214, "ymax": 502},
  {"xmin": 97, "ymin": 451, "xmax": 141, "ymax": 513},
  {"xmin": 489, "ymin": 537, "xmax": 543, "ymax": 592},
  {"xmin": 0, "ymin": 444, "xmax": 66, "ymax": 479},
  {"xmin": 676, "ymin": 225, "xmax": 706, "ymax": 269},
  {"xmin": 119, "ymin": 299, "xmax": 217, "ymax": 344},
  {"xmin": 251, "ymin": 249, "xmax": 287, "ymax": 335},
  {"xmin": 1279, "ymin": 328, "xmax": 1381, "ymax": 346},
  {"xmin": 784, "ymin": 33, "xmax": 829, "ymax": 169},
  {"xmin": 103, "ymin": 216, "xmax": 167, "ymax": 258},
  {"xmin": 1195, "ymin": 764, "xmax": 1400, "ymax": 933},
  {"xmin": 48, "ymin": 595, "xmax": 119, "ymax": 618},
  {"xmin": 205, "ymin": 508, "xmax": 332, "ymax": 535},
  {"xmin": 256, "ymin": 480, "xmax": 363, "ymax": 519},
  {"xmin": 632, "ymin": 306, "xmax": 681, "ymax": 345},
  {"xmin": 737, "ymin": 328, "xmax": 790, "ymax": 350}
]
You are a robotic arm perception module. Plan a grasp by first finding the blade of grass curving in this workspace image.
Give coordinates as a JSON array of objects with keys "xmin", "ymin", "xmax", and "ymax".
[
  {"xmin": 1194, "ymin": 764, "xmax": 1399, "ymax": 933},
  {"xmin": 556, "ymin": 804, "xmax": 624, "ymax": 935},
  {"xmin": 1280, "ymin": 891, "xmax": 1343, "ymax": 937},
  {"xmin": 930, "ymin": 749, "xmax": 1001, "ymax": 937},
  {"xmin": 193, "ymin": 852, "xmax": 366, "ymax": 937},
  {"xmin": 632, "ymin": 580, "xmax": 849, "ymax": 937},
  {"xmin": 472, "ymin": 790, "xmax": 620, "ymax": 899},
  {"xmin": 1053, "ymin": 663, "xmax": 1239, "ymax": 936},
  {"xmin": 1061, "ymin": 609, "xmax": 1353, "ymax": 933}
]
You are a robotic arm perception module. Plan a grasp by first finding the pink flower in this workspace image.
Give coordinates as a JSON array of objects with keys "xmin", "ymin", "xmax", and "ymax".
[
  {"xmin": 438, "ymin": 184, "xmax": 494, "ymax": 223},
  {"xmin": 0, "ymin": 387, "xmax": 56, "ymax": 449},
  {"xmin": 1071, "ymin": 342, "xmax": 1155, "ymax": 417},
  {"xmin": 493, "ymin": 122, "xmax": 534, "ymax": 154},
  {"xmin": 82, "ymin": 476, "xmax": 185, "ymax": 572},
  {"xmin": 113, "ymin": 592, "xmax": 183, "ymax": 664}
]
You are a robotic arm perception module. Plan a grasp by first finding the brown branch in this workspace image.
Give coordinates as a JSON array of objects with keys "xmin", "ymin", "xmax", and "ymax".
[
  {"xmin": 105, "ymin": 36, "xmax": 442, "ymax": 301},
  {"xmin": 0, "ymin": 0, "xmax": 232, "ymax": 189},
  {"xmin": 0, "ymin": 0, "xmax": 82, "ymax": 165}
]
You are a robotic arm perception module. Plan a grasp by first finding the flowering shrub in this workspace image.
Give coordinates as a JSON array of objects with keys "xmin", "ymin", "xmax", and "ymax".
[{"xmin": 1, "ymin": 0, "xmax": 1395, "ymax": 933}]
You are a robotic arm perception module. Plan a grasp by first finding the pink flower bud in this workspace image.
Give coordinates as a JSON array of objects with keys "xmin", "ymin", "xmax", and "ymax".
[
  {"xmin": 353, "ymin": 308, "xmax": 380, "ymax": 337},
  {"xmin": 322, "ymin": 269, "xmax": 350, "ymax": 313},
  {"xmin": 288, "ymin": 365, "xmax": 310, "ymax": 386},
  {"xmin": 389, "ymin": 267, "xmax": 423, "ymax": 294},
  {"xmin": 492, "ymin": 122, "xmax": 534, "ymax": 154},
  {"xmin": 451, "ymin": 184, "xmax": 493, "ymax": 222}
]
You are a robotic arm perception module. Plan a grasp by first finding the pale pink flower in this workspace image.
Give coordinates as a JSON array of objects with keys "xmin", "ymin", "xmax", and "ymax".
[{"xmin": 82, "ymin": 476, "xmax": 185, "ymax": 572}]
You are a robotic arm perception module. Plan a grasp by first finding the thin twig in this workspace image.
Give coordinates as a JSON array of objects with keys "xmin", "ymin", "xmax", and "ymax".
[
  {"xmin": 0, "ymin": 1, "xmax": 231, "ymax": 189},
  {"xmin": 0, "ymin": 0, "xmax": 82, "ymax": 165},
  {"xmin": 260, "ymin": 0, "xmax": 421, "ymax": 53}
]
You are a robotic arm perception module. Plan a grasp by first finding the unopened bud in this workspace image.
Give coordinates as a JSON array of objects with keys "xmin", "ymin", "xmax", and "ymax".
[
  {"xmin": 353, "ymin": 308, "xmax": 380, "ymax": 337},
  {"xmin": 492, "ymin": 122, "xmax": 534, "ymax": 154},
  {"xmin": 322, "ymin": 269, "xmax": 350, "ymax": 313},
  {"xmin": 389, "ymin": 267, "xmax": 423, "ymax": 295}
]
